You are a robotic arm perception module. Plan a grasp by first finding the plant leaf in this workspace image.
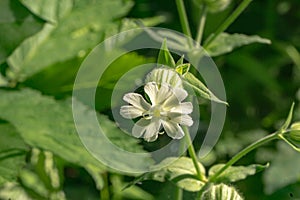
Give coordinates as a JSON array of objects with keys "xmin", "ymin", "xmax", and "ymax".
[
  {"xmin": 0, "ymin": 123, "xmax": 27, "ymax": 186},
  {"xmin": 206, "ymin": 33, "xmax": 271, "ymax": 57},
  {"xmin": 208, "ymin": 163, "xmax": 269, "ymax": 183},
  {"xmin": 7, "ymin": 0, "xmax": 133, "ymax": 82},
  {"xmin": 0, "ymin": 74, "xmax": 8, "ymax": 87},
  {"xmin": 183, "ymin": 72, "xmax": 228, "ymax": 105},
  {"xmin": 127, "ymin": 157, "xmax": 206, "ymax": 192},
  {"xmin": 263, "ymin": 142, "xmax": 300, "ymax": 194},
  {"xmin": 0, "ymin": 89, "xmax": 150, "ymax": 174},
  {"xmin": 0, "ymin": 0, "xmax": 44, "ymax": 64},
  {"xmin": 19, "ymin": 0, "xmax": 73, "ymax": 23},
  {"xmin": 157, "ymin": 39, "xmax": 176, "ymax": 68}
]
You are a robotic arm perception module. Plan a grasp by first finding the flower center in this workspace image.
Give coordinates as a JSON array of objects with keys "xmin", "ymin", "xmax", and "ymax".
[
  {"xmin": 142, "ymin": 105, "xmax": 165, "ymax": 119},
  {"xmin": 152, "ymin": 106, "xmax": 161, "ymax": 117}
]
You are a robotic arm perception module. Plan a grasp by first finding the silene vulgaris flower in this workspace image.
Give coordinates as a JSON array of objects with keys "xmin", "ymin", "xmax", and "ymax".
[{"xmin": 120, "ymin": 81, "xmax": 193, "ymax": 142}]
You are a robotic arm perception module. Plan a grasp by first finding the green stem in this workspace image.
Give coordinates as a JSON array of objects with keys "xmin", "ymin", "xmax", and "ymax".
[
  {"xmin": 174, "ymin": 186, "xmax": 183, "ymax": 200},
  {"xmin": 183, "ymin": 126, "xmax": 207, "ymax": 181},
  {"xmin": 175, "ymin": 0, "xmax": 193, "ymax": 47},
  {"xmin": 203, "ymin": 0, "xmax": 253, "ymax": 48},
  {"xmin": 100, "ymin": 173, "xmax": 110, "ymax": 200},
  {"xmin": 196, "ymin": 5, "xmax": 207, "ymax": 46},
  {"xmin": 209, "ymin": 132, "xmax": 279, "ymax": 182}
]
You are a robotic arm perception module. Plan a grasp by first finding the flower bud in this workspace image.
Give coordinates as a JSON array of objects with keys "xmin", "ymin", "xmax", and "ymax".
[
  {"xmin": 289, "ymin": 122, "xmax": 300, "ymax": 143},
  {"xmin": 145, "ymin": 68, "xmax": 183, "ymax": 88},
  {"xmin": 201, "ymin": 184, "xmax": 243, "ymax": 200},
  {"xmin": 196, "ymin": 0, "xmax": 232, "ymax": 13}
]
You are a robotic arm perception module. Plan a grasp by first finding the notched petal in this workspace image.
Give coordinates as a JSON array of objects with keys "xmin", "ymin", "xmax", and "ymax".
[
  {"xmin": 162, "ymin": 121, "xmax": 185, "ymax": 139},
  {"xmin": 123, "ymin": 93, "xmax": 151, "ymax": 110},
  {"xmin": 120, "ymin": 105, "xmax": 143, "ymax": 119},
  {"xmin": 144, "ymin": 82, "xmax": 158, "ymax": 105},
  {"xmin": 170, "ymin": 102, "xmax": 193, "ymax": 114}
]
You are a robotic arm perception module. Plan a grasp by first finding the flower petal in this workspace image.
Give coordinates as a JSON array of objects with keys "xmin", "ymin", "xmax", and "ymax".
[
  {"xmin": 156, "ymin": 83, "xmax": 173, "ymax": 104},
  {"xmin": 171, "ymin": 114, "xmax": 193, "ymax": 126},
  {"xmin": 162, "ymin": 121, "xmax": 185, "ymax": 139},
  {"xmin": 120, "ymin": 105, "xmax": 143, "ymax": 119},
  {"xmin": 173, "ymin": 88, "xmax": 188, "ymax": 102},
  {"xmin": 170, "ymin": 102, "xmax": 193, "ymax": 114},
  {"xmin": 123, "ymin": 93, "xmax": 151, "ymax": 110},
  {"xmin": 161, "ymin": 87, "xmax": 187, "ymax": 110},
  {"xmin": 144, "ymin": 118, "xmax": 161, "ymax": 142},
  {"xmin": 144, "ymin": 82, "xmax": 158, "ymax": 105},
  {"xmin": 132, "ymin": 118, "xmax": 150, "ymax": 138}
]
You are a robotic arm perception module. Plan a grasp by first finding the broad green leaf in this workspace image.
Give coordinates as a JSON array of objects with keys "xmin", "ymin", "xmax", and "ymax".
[
  {"xmin": 145, "ymin": 29, "xmax": 190, "ymax": 52},
  {"xmin": 128, "ymin": 157, "xmax": 206, "ymax": 192},
  {"xmin": 201, "ymin": 184, "xmax": 244, "ymax": 200},
  {"xmin": 157, "ymin": 39, "xmax": 176, "ymax": 68},
  {"xmin": 263, "ymin": 142, "xmax": 300, "ymax": 194},
  {"xmin": 0, "ymin": 123, "xmax": 27, "ymax": 186},
  {"xmin": 7, "ymin": 0, "xmax": 133, "ymax": 82},
  {"xmin": 19, "ymin": 0, "xmax": 73, "ymax": 23},
  {"xmin": 183, "ymin": 72, "xmax": 228, "ymax": 105},
  {"xmin": 0, "ymin": 0, "xmax": 44, "ymax": 64},
  {"xmin": 206, "ymin": 33, "xmax": 271, "ymax": 57},
  {"xmin": 208, "ymin": 163, "xmax": 269, "ymax": 183},
  {"xmin": 0, "ymin": 89, "xmax": 150, "ymax": 174}
]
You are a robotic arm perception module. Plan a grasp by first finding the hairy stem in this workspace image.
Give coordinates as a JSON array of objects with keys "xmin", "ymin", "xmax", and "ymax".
[
  {"xmin": 209, "ymin": 132, "xmax": 279, "ymax": 182},
  {"xmin": 196, "ymin": 5, "xmax": 207, "ymax": 46},
  {"xmin": 183, "ymin": 126, "xmax": 207, "ymax": 181},
  {"xmin": 175, "ymin": 0, "xmax": 193, "ymax": 47}
]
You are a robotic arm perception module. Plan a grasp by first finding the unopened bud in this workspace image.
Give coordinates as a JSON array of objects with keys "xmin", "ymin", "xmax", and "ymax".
[
  {"xmin": 145, "ymin": 68, "xmax": 183, "ymax": 88},
  {"xmin": 289, "ymin": 122, "xmax": 300, "ymax": 143},
  {"xmin": 201, "ymin": 184, "xmax": 243, "ymax": 200}
]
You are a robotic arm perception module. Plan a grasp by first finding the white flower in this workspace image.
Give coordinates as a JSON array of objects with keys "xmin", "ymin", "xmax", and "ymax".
[{"xmin": 120, "ymin": 82, "xmax": 193, "ymax": 142}]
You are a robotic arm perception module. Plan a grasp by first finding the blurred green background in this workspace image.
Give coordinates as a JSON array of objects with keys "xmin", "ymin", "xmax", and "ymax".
[{"xmin": 0, "ymin": 0, "xmax": 299, "ymax": 199}]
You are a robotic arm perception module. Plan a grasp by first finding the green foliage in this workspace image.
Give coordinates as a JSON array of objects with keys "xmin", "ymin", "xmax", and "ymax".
[
  {"xmin": 19, "ymin": 0, "xmax": 73, "ymax": 23},
  {"xmin": 208, "ymin": 164, "xmax": 268, "ymax": 183},
  {"xmin": 0, "ymin": 89, "xmax": 149, "ymax": 174},
  {"xmin": 206, "ymin": 33, "xmax": 271, "ymax": 57},
  {"xmin": 128, "ymin": 157, "xmax": 206, "ymax": 192},
  {"xmin": 183, "ymin": 72, "xmax": 228, "ymax": 105},
  {"xmin": 157, "ymin": 39, "xmax": 176, "ymax": 67},
  {"xmin": 0, "ymin": 0, "xmax": 43, "ymax": 64},
  {"xmin": 0, "ymin": 124, "xmax": 27, "ymax": 186},
  {"xmin": 6, "ymin": 0, "xmax": 133, "ymax": 82},
  {"xmin": 263, "ymin": 142, "xmax": 300, "ymax": 194}
]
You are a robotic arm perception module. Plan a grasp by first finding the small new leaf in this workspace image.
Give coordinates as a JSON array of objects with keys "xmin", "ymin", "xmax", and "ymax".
[
  {"xmin": 208, "ymin": 164, "xmax": 269, "ymax": 183},
  {"xmin": 279, "ymin": 102, "xmax": 295, "ymax": 132},
  {"xmin": 183, "ymin": 72, "xmax": 228, "ymax": 105},
  {"xmin": 175, "ymin": 63, "xmax": 190, "ymax": 76},
  {"xmin": 176, "ymin": 55, "xmax": 185, "ymax": 66},
  {"xmin": 157, "ymin": 39, "xmax": 176, "ymax": 68}
]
